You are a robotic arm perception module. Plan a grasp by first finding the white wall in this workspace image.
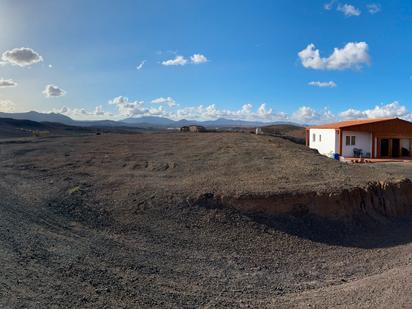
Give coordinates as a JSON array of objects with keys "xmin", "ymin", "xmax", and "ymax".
[
  {"xmin": 342, "ymin": 131, "xmax": 372, "ymax": 157},
  {"xmin": 309, "ymin": 128, "xmax": 337, "ymax": 157}
]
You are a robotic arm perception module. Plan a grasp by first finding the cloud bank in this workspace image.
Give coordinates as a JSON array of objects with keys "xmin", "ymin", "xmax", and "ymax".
[{"xmin": 53, "ymin": 97, "xmax": 412, "ymax": 125}]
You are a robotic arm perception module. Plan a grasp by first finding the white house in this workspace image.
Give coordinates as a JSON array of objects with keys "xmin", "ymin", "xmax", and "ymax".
[{"xmin": 306, "ymin": 118, "xmax": 412, "ymax": 159}]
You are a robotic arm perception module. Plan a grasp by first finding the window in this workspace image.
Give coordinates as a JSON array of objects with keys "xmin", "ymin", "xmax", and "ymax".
[
  {"xmin": 312, "ymin": 133, "xmax": 316, "ymax": 142},
  {"xmin": 346, "ymin": 135, "xmax": 356, "ymax": 146},
  {"xmin": 319, "ymin": 134, "xmax": 322, "ymax": 142}
]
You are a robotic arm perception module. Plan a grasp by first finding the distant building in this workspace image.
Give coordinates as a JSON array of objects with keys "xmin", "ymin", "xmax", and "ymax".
[
  {"xmin": 306, "ymin": 118, "xmax": 412, "ymax": 158},
  {"xmin": 255, "ymin": 127, "xmax": 263, "ymax": 135},
  {"xmin": 180, "ymin": 125, "xmax": 207, "ymax": 133}
]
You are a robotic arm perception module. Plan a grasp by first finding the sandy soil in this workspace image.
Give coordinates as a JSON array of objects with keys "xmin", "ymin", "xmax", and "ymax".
[{"xmin": 0, "ymin": 132, "xmax": 411, "ymax": 308}]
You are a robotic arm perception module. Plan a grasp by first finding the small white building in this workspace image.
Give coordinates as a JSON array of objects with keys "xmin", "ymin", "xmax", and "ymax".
[{"xmin": 306, "ymin": 118, "xmax": 412, "ymax": 159}]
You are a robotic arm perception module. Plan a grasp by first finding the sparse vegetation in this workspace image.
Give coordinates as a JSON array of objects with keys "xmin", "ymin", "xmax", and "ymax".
[
  {"xmin": 68, "ymin": 185, "xmax": 81, "ymax": 195},
  {"xmin": 32, "ymin": 130, "xmax": 50, "ymax": 137}
]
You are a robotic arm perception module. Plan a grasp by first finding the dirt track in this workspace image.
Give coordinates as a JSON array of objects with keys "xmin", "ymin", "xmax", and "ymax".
[{"xmin": 0, "ymin": 132, "xmax": 411, "ymax": 308}]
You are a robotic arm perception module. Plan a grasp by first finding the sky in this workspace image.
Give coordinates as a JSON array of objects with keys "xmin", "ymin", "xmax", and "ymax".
[{"xmin": 0, "ymin": 0, "xmax": 412, "ymax": 123}]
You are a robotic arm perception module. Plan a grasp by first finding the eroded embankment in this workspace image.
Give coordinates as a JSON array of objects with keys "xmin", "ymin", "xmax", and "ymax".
[{"xmin": 193, "ymin": 179, "xmax": 412, "ymax": 222}]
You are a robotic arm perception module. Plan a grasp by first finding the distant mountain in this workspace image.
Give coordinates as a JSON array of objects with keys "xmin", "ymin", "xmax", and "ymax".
[
  {"xmin": 0, "ymin": 111, "xmax": 300, "ymax": 129},
  {"xmin": 0, "ymin": 117, "xmax": 95, "ymax": 138},
  {"xmin": 0, "ymin": 111, "xmax": 124, "ymax": 127},
  {"xmin": 122, "ymin": 116, "xmax": 176, "ymax": 126},
  {"xmin": 74, "ymin": 120, "xmax": 127, "ymax": 127},
  {"xmin": 0, "ymin": 111, "xmax": 75, "ymax": 125},
  {"xmin": 122, "ymin": 116, "xmax": 295, "ymax": 128}
]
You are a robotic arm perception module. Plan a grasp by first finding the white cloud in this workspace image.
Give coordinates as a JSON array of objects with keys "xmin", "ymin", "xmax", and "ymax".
[
  {"xmin": 338, "ymin": 108, "xmax": 366, "ymax": 120},
  {"xmin": 161, "ymin": 55, "xmax": 188, "ymax": 66},
  {"xmin": 109, "ymin": 96, "xmax": 147, "ymax": 117},
  {"xmin": 257, "ymin": 103, "xmax": 273, "ymax": 119},
  {"xmin": 366, "ymin": 3, "xmax": 381, "ymax": 14},
  {"xmin": 337, "ymin": 4, "xmax": 361, "ymax": 16},
  {"xmin": 191, "ymin": 54, "xmax": 208, "ymax": 64},
  {"xmin": 44, "ymin": 99, "xmax": 412, "ymax": 125},
  {"xmin": 298, "ymin": 44, "xmax": 325, "ymax": 70},
  {"xmin": 308, "ymin": 81, "xmax": 337, "ymax": 88},
  {"xmin": 292, "ymin": 106, "xmax": 320, "ymax": 123},
  {"xmin": 94, "ymin": 105, "xmax": 105, "ymax": 115},
  {"xmin": 327, "ymin": 42, "xmax": 370, "ymax": 70},
  {"xmin": 365, "ymin": 102, "xmax": 408, "ymax": 118},
  {"xmin": 151, "ymin": 97, "xmax": 177, "ymax": 107},
  {"xmin": 290, "ymin": 102, "xmax": 412, "ymax": 124},
  {"xmin": 298, "ymin": 42, "xmax": 370, "ymax": 70},
  {"xmin": 125, "ymin": 102, "xmax": 289, "ymax": 122},
  {"xmin": 137, "ymin": 60, "xmax": 146, "ymax": 70},
  {"xmin": 1, "ymin": 47, "xmax": 43, "ymax": 67},
  {"xmin": 148, "ymin": 105, "xmax": 168, "ymax": 117},
  {"xmin": 0, "ymin": 78, "xmax": 17, "ymax": 88},
  {"xmin": 324, "ymin": 0, "xmax": 337, "ymax": 10},
  {"xmin": 161, "ymin": 54, "xmax": 208, "ymax": 66},
  {"xmin": 48, "ymin": 64, "xmax": 53, "ymax": 68},
  {"xmin": 292, "ymin": 106, "xmax": 336, "ymax": 123},
  {"xmin": 339, "ymin": 102, "xmax": 410, "ymax": 120},
  {"xmin": 0, "ymin": 100, "xmax": 15, "ymax": 112},
  {"xmin": 56, "ymin": 105, "xmax": 112, "ymax": 119},
  {"xmin": 42, "ymin": 84, "xmax": 66, "ymax": 98}
]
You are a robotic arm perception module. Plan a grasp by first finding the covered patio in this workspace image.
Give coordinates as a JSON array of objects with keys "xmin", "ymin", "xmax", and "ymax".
[{"xmin": 345, "ymin": 118, "xmax": 412, "ymax": 159}]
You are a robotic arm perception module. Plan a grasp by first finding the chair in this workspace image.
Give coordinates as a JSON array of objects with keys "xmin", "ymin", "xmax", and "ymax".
[{"xmin": 353, "ymin": 148, "xmax": 363, "ymax": 158}]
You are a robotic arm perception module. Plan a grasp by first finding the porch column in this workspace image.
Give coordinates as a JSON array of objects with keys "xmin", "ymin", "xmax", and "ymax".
[
  {"xmin": 377, "ymin": 138, "xmax": 381, "ymax": 159},
  {"xmin": 371, "ymin": 133, "xmax": 375, "ymax": 159}
]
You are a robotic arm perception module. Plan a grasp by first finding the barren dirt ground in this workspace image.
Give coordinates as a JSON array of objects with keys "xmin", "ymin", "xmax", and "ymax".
[{"xmin": 0, "ymin": 133, "xmax": 411, "ymax": 308}]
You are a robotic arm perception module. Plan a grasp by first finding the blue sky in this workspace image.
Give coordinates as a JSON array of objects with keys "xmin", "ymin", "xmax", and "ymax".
[{"xmin": 0, "ymin": 0, "xmax": 412, "ymax": 123}]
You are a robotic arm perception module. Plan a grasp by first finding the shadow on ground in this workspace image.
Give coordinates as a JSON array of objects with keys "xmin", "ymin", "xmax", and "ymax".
[{"xmin": 249, "ymin": 212, "xmax": 412, "ymax": 249}]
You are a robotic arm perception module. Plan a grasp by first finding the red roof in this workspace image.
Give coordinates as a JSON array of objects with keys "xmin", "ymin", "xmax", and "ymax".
[{"xmin": 307, "ymin": 118, "xmax": 396, "ymax": 129}]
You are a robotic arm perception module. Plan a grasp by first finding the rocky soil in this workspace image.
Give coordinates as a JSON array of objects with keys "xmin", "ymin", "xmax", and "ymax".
[{"xmin": 0, "ymin": 132, "xmax": 411, "ymax": 308}]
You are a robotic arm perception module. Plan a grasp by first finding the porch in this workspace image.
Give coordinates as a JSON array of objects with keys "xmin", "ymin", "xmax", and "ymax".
[{"xmin": 341, "ymin": 157, "xmax": 412, "ymax": 164}]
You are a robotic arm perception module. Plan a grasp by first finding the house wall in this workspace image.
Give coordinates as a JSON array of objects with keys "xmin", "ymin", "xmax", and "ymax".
[
  {"xmin": 309, "ymin": 128, "xmax": 337, "ymax": 157},
  {"xmin": 342, "ymin": 131, "xmax": 372, "ymax": 157}
]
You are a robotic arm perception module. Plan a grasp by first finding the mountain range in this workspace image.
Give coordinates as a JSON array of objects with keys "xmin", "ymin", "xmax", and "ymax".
[{"xmin": 0, "ymin": 111, "xmax": 298, "ymax": 128}]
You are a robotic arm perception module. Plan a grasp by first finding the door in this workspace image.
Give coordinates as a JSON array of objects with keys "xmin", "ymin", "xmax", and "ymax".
[
  {"xmin": 380, "ymin": 139, "xmax": 389, "ymax": 157},
  {"xmin": 392, "ymin": 138, "xmax": 400, "ymax": 157}
]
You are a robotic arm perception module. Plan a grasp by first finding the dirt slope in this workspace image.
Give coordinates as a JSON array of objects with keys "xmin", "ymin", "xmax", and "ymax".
[
  {"xmin": 261, "ymin": 124, "xmax": 306, "ymax": 139},
  {"xmin": 0, "ymin": 133, "xmax": 411, "ymax": 307}
]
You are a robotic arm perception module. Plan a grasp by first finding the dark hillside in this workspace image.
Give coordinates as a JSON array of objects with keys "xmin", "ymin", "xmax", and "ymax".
[{"xmin": 261, "ymin": 124, "xmax": 306, "ymax": 144}]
